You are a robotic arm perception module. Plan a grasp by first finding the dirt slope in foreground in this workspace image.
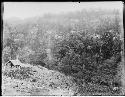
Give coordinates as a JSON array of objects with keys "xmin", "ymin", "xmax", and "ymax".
[{"xmin": 2, "ymin": 65, "xmax": 78, "ymax": 96}]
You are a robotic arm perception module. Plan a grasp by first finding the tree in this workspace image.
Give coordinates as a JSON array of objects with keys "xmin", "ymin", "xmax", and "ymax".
[{"xmin": 2, "ymin": 46, "xmax": 11, "ymax": 63}]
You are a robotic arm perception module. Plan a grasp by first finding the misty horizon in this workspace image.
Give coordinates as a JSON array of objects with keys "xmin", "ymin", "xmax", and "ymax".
[{"xmin": 3, "ymin": 2, "xmax": 123, "ymax": 20}]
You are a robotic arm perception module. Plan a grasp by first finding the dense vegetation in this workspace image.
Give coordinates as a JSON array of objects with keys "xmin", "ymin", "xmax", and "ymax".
[{"xmin": 3, "ymin": 9, "xmax": 124, "ymax": 95}]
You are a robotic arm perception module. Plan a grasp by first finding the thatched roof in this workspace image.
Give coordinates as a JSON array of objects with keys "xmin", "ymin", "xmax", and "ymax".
[
  {"xmin": 6, "ymin": 59, "xmax": 22, "ymax": 65},
  {"xmin": 6, "ymin": 59, "xmax": 32, "ymax": 67}
]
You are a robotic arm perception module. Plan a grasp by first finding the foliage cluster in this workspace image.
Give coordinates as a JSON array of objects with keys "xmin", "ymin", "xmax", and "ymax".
[{"xmin": 3, "ymin": 8, "xmax": 123, "ymax": 95}]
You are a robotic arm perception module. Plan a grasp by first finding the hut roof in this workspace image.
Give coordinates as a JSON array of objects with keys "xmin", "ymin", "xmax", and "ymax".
[
  {"xmin": 6, "ymin": 59, "xmax": 22, "ymax": 65},
  {"xmin": 6, "ymin": 59, "xmax": 32, "ymax": 67}
]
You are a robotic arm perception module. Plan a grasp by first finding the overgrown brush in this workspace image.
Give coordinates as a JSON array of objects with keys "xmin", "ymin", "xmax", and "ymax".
[{"xmin": 3, "ymin": 67, "xmax": 33, "ymax": 80}]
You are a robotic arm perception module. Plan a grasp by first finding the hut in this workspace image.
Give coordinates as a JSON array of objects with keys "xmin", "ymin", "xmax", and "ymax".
[{"xmin": 5, "ymin": 59, "xmax": 22, "ymax": 68}]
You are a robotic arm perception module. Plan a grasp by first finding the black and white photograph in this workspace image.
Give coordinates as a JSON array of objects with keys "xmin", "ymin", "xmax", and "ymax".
[{"xmin": 2, "ymin": 2, "xmax": 124, "ymax": 96}]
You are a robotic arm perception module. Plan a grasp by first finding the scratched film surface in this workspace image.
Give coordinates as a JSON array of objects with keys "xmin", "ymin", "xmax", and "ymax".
[{"xmin": 2, "ymin": 2, "xmax": 124, "ymax": 96}]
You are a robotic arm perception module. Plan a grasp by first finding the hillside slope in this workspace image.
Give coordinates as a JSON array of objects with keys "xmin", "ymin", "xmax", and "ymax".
[{"xmin": 2, "ymin": 64, "xmax": 78, "ymax": 96}]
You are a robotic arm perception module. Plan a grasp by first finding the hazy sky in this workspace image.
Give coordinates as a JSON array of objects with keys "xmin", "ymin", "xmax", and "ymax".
[{"xmin": 3, "ymin": 2, "xmax": 123, "ymax": 19}]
